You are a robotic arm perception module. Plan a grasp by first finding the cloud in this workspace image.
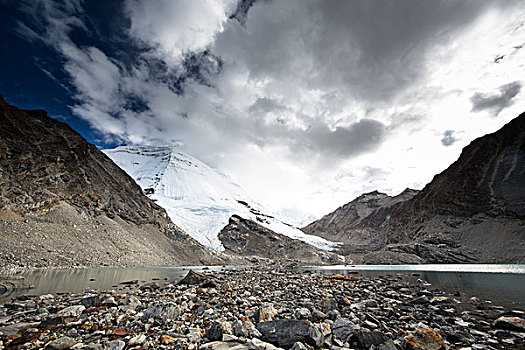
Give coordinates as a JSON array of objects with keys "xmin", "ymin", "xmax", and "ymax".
[
  {"xmin": 441, "ymin": 130, "xmax": 457, "ymax": 146},
  {"xmin": 15, "ymin": 0, "xmax": 85, "ymax": 45},
  {"xmin": 10, "ymin": 0, "xmax": 525, "ymax": 216},
  {"xmin": 124, "ymin": 0, "xmax": 236, "ymax": 60},
  {"xmin": 470, "ymin": 81, "xmax": 522, "ymax": 115},
  {"xmin": 214, "ymin": 0, "xmax": 494, "ymax": 104},
  {"xmin": 298, "ymin": 119, "xmax": 386, "ymax": 159}
]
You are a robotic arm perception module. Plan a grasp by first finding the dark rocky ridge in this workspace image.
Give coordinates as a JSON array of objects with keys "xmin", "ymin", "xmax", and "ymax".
[
  {"xmin": 219, "ymin": 215, "xmax": 344, "ymax": 265},
  {"xmin": 303, "ymin": 189, "xmax": 419, "ymax": 249},
  {"xmin": 303, "ymin": 112, "xmax": 525, "ymax": 264},
  {"xmin": 0, "ymin": 97, "xmax": 215, "ymax": 268}
]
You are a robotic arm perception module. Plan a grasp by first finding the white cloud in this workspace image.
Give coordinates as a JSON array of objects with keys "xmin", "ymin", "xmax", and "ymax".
[
  {"xmin": 16, "ymin": 0, "xmax": 525, "ymax": 218},
  {"xmin": 124, "ymin": 0, "xmax": 236, "ymax": 61}
]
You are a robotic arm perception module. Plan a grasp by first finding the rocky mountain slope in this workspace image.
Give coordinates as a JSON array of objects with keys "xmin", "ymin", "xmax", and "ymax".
[
  {"xmin": 303, "ymin": 112, "xmax": 525, "ymax": 264},
  {"xmin": 218, "ymin": 215, "xmax": 344, "ymax": 265},
  {"xmin": 104, "ymin": 145, "xmax": 338, "ymax": 252},
  {"xmin": 0, "ymin": 97, "xmax": 215, "ymax": 269},
  {"xmin": 303, "ymin": 189, "xmax": 419, "ymax": 247}
]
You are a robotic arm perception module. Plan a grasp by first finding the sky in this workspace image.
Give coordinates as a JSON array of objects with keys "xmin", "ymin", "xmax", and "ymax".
[{"xmin": 1, "ymin": 0, "xmax": 524, "ymax": 218}]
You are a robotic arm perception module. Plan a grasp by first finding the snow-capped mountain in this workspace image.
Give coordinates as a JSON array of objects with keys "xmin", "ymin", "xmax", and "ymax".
[{"xmin": 104, "ymin": 145, "xmax": 339, "ymax": 252}]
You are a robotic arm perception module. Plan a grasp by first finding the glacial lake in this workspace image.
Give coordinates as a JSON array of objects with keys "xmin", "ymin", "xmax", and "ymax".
[{"xmin": 1, "ymin": 264, "xmax": 524, "ymax": 310}]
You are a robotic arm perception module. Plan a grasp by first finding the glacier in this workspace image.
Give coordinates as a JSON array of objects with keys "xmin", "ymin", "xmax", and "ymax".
[{"xmin": 104, "ymin": 145, "xmax": 339, "ymax": 252}]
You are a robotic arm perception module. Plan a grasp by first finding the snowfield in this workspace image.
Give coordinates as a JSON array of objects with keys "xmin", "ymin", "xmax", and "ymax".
[{"xmin": 104, "ymin": 146, "xmax": 339, "ymax": 252}]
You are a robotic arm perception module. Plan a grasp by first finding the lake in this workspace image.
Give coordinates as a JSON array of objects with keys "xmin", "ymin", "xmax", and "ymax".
[{"xmin": 1, "ymin": 264, "xmax": 524, "ymax": 310}]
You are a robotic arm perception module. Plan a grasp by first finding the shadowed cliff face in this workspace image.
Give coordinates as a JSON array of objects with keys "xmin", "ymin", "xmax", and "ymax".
[
  {"xmin": 397, "ymin": 113, "xmax": 525, "ymax": 220},
  {"xmin": 0, "ymin": 97, "xmax": 214, "ymax": 268},
  {"xmin": 0, "ymin": 96, "xmax": 169, "ymax": 227},
  {"xmin": 303, "ymin": 112, "xmax": 525, "ymax": 264}
]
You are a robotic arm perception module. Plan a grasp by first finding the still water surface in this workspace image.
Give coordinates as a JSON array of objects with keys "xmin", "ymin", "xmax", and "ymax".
[
  {"xmin": 304, "ymin": 264, "xmax": 525, "ymax": 310},
  {"xmin": 1, "ymin": 264, "xmax": 524, "ymax": 309}
]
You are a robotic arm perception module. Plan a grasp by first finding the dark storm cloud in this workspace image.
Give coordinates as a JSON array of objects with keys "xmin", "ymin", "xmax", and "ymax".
[
  {"xmin": 291, "ymin": 119, "xmax": 386, "ymax": 159},
  {"xmin": 441, "ymin": 130, "xmax": 457, "ymax": 147},
  {"xmin": 470, "ymin": 81, "xmax": 522, "ymax": 115},
  {"xmin": 216, "ymin": 0, "xmax": 498, "ymax": 104},
  {"xmin": 229, "ymin": 0, "xmax": 262, "ymax": 24},
  {"xmin": 309, "ymin": 119, "xmax": 385, "ymax": 157}
]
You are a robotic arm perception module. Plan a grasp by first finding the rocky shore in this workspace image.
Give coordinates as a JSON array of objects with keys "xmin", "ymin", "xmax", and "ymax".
[{"xmin": 1, "ymin": 268, "xmax": 524, "ymax": 349}]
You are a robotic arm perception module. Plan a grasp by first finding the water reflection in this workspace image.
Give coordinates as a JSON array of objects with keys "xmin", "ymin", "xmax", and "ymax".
[
  {"xmin": 0, "ymin": 266, "xmax": 226, "ymax": 302},
  {"xmin": 305, "ymin": 265, "xmax": 525, "ymax": 310}
]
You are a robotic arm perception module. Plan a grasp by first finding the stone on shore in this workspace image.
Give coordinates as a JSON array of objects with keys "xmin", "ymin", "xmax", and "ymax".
[
  {"xmin": 141, "ymin": 301, "xmax": 180, "ymax": 322},
  {"xmin": 494, "ymin": 316, "xmax": 525, "ymax": 332},
  {"xmin": 257, "ymin": 319, "xmax": 317, "ymax": 348},
  {"xmin": 45, "ymin": 336, "xmax": 77, "ymax": 349},
  {"xmin": 403, "ymin": 323, "xmax": 446, "ymax": 350}
]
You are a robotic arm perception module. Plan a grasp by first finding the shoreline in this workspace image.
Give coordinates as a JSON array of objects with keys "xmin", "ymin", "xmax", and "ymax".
[{"xmin": 1, "ymin": 267, "xmax": 524, "ymax": 349}]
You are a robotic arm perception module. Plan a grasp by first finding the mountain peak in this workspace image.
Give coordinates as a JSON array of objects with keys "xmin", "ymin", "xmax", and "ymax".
[{"xmin": 105, "ymin": 145, "xmax": 339, "ymax": 252}]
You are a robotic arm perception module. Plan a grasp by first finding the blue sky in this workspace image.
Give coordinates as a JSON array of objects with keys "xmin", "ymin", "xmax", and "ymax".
[{"xmin": 1, "ymin": 0, "xmax": 524, "ymax": 216}]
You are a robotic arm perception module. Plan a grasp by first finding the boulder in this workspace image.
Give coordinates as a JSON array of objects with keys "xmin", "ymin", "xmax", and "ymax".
[
  {"xmin": 494, "ymin": 316, "xmax": 525, "ymax": 332},
  {"xmin": 356, "ymin": 330, "xmax": 389, "ymax": 348},
  {"xmin": 56, "ymin": 305, "xmax": 85, "ymax": 319},
  {"xmin": 199, "ymin": 341, "xmax": 250, "ymax": 350},
  {"xmin": 403, "ymin": 323, "xmax": 445, "ymax": 350},
  {"xmin": 332, "ymin": 317, "xmax": 359, "ymax": 342},
  {"xmin": 207, "ymin": 321, "xmax": 225, "ymax": 341},
  {"xmin": 104, "ymin": 340, "xmax": 125, "ymax": 350},
  {"xmin": 45, "ymin": 336, "xmax": 77, "ymax": 350},
  {"xmin": 142, "ymin": 301, "xmax": 180, "ymax": 323},
  {"xmin": 178, "ymin": 270, "xmax": 214, "ymax": 285},
  {"xmin": 257, "ymin": 320, "xmax": 317, "ymax": 348},
  {"xmin": 80, "ymin": 294, "xmax": 101, "ymax": 308}
]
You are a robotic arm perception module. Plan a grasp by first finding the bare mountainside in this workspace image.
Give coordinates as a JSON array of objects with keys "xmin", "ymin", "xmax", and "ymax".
[
  {"xmin": 218, "ymin": 215, "xmax": 344, "ymax": 266},
  {"xmin": 0, "ymin": 97, "xmax": 215, "ymax": 269},
  {"xmin": 304, "ymin": 112, "xmax": 525, "ymax": 264}
]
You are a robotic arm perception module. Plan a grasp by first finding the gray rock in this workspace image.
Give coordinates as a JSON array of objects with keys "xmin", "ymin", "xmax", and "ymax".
[
  {"xmin": 81, "ymin": 294, "xmax": 101, "ymax": 308},
  {"xmin": 494, "ymin": 316, "xmax": 525, "ymax": 332},
  {"xmin": 128, "ymin": 334, "xmax": 146, "ymax": 346},
  {"xmin": 142, "ymin": 301, "xmax": 180, "ymax": 323},
  {"xmin": 311, "ymin": 309, "xmax": 327, "ymax": 321},
  {"xmin": 356, "ymin": 330, "xmax": 389, "ymax": 348},
  {"xmin": 243, "ymin": 321, "xmax": 262, "ymax": 338},
  {"xmin": 310, "ymin": 322, "xmax": 332, "ymax": 347},
  {"xmin": 295, "ymin": 308, "xmax": 311, "ymax": 320},
  {"xmin": 119, "ymin": 295, "xmax": 141, "ymax": 311},
  {"xmin": 45, "ymin": 336, "xmax": 77, "ymax": 350},
  {"xmin": 257, "ymin": 320, "xmax": 316, "ymax": 348},
  {"xmin": 378, "ymin": 339, "xmax": 398, "ymax": 350},
  {"xmin": 326, "ymin": 310, "xmax": 340, "ymax": 320},
  {"xmin": 199, "ymin": 341, "xmax": 250, "ymax": 349},
  {"xmin": 104, "ymin": 340, "xmax": 125, "ymax": 350},
  {"xmin": 289, "ymin": 342, "xmax": 310, "ymax": 350},
  {"xmin": 320, "ymin": 298, "xmax": 338, "ymax": 313},
  {"xmin": 207, "ymin": 321, "xmax": 225, "ymax": 341},
  {"xmin": 81, "ymin": 344, "xmax": 103, "ymax": 350},
  {"xmin": 233, "ymin": 320, "xmax": 244, "ymax": 336},
  {"xmin": 248, "ymin": 338, "xmax": 282, "ymax": 349},
  {"xmin": 56, "ymin": 305, "xmax": 85, "ymax": 318},
  {"xmin": 332, "ymin": 317, "xmax": 359, "ymax": 342},
  {"xmin": 179, "ymin": 270, "xmax": 214, "ymax": 285}
]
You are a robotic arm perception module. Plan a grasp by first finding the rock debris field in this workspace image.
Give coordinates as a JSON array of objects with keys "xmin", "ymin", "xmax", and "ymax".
[{"xmin": 0, "ymin": 268, "xmax": 524, "ymax": 349}]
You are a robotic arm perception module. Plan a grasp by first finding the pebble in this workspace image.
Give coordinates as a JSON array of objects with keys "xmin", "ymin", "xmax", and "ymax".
[{"xmin": 0, "ymin": 267, "xmax": 523, "ymax": 349}]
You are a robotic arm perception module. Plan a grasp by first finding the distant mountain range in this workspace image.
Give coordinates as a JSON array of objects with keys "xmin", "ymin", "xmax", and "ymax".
[
  {"xmin": 303, "ymin": 112, "xmax": 525, "ymax": 264},
  {"xmin": 104, "ymin": 145, "xmax": 337, "ymax": 252}
]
